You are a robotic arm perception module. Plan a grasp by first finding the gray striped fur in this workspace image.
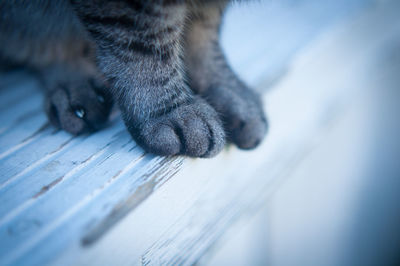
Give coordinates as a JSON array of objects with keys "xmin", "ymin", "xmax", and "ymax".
[{"xmin": 0, "ymin": 0, "xmax": 267, "ymax": 157}]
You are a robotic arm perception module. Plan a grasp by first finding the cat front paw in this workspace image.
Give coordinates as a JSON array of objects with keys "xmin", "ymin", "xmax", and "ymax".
[
  {"xmin": 44, "ymin": 74, "xmax": 113, "ymax": 135},
  {"xmin": 126, "ymin": 97, "xmax": 225, "ymax": 158},
  {"xmin": 204, "ymin": 85, "xmax": 268, "ymax": 150}
]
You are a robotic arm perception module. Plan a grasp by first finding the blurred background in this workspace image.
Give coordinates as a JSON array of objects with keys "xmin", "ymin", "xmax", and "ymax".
[{"xmin": 202, "ymin": 0, "xmax": 400, "ymax": 265}]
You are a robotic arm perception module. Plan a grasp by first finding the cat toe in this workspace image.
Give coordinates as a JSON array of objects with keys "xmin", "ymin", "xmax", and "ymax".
[
  {"xmin": 203, "ymin": 85, "xmax": 268, "ymax": 150},
  {"xmin": 128, "ymin": 98, "xmax": 225, "ymax": 158},
  {"xmin": 179, "ymin": 101, "xmax": 225, "ymax": 157},
  {"xmin": 44, "ymin": 78, "xmax": 113, "ymax": 135},
  {"xmin": 229, "ymin": 113, "xmax": 268, "ymax": 150},
  {"xmin": 140, "ymin": 124, "xmax": 182, "ymax": 156}
]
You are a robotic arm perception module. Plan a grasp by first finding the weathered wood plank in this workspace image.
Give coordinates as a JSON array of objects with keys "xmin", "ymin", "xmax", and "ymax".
[
  {"xmin": 62, "ymin": 1, "xmax": 400, "ymax": 265},
  {"xmin": 0, "ymin": 0, "xmax": 375, "ymax": 265}
]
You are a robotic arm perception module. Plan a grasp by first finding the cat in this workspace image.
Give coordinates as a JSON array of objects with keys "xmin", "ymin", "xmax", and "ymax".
[{"xmin": 0, "ymin": 0, "xmax": 268, "ymax": 158}]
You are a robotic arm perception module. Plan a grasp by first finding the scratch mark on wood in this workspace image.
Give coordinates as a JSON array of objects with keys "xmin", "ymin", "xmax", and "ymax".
[
  {"xmin": 0, "ymin": 137, "xmax": 74, "ymax": 190},
  {"xmin": 81, "ymin": 157, "xmax": 182, "ymax": 246},
  {"xmin": 48, "ymin": 137, "xmax": 74, "ymax": 155},
  {"xmin": 0, "ymin": 144, "xmax": 112, "ymax": 227},
  {"xmin": 21, "ymin": 123, "xmax": 51, "ymax": 143},
  {"xmin": 112, "ymin": 170, "xmax": 123, "ymax": 180},
  {"xmin": 32, "ymin": 176, "xmax": 64, "ymax": 199}
]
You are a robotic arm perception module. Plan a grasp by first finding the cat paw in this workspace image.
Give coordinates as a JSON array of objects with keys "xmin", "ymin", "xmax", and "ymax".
[
  {"xmin": 204, "ymin": 85, "xmax": 268, "ymax": 150},
  {"xmin": 126, "ymin": 97, "xmax": 225, "ymax": 158},
  {"xmin": 44, "ymin": 76, "xmax": 113, "ymax": 135}
]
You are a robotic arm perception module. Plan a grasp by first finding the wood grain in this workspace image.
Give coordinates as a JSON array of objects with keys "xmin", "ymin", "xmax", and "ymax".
[{"xmin": 0, "ymin": 0, "xmax": 385, "ymax": 265}]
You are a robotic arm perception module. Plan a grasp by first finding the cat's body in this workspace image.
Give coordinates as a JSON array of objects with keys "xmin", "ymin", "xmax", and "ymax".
[{"xmin": 0, "ymin": 0, "xmax": 268, "ymax": 157}]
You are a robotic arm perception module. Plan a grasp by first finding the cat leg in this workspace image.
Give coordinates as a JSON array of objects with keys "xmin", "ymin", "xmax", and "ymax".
[
  {"xmin": 73, "ymin": 0, "xmax": 225, "ymax": 157},
  {"xmin": 185, "ymin": 2, "xmax": 268, "ymax": 149},
  {"xmin": 0, "ymin": 0, "xmax": 113, "ymax": 134}
]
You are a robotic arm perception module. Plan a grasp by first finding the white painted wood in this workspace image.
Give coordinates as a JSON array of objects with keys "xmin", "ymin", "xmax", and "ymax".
[
  {"xmin": 54, "ymin": 1, "xmax": 400, "ymax": 265},
  {"xmin": 0, "ymin": 1, "xmax": 381, "ymax": 265},
  {"xmin": 193, "ymin": 2, "xmax": 400, "ymax": 265}
]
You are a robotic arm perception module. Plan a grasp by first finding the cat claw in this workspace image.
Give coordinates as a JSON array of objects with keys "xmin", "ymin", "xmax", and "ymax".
[{"xmin": 44, "ymin": 76, "xmax": 113, "ymax": 135}]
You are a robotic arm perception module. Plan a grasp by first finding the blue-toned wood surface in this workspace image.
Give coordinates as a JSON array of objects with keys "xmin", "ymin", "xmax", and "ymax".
[{"xmin": 0, "ymin": 0, "xmax": 375, "ymax": 265}]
